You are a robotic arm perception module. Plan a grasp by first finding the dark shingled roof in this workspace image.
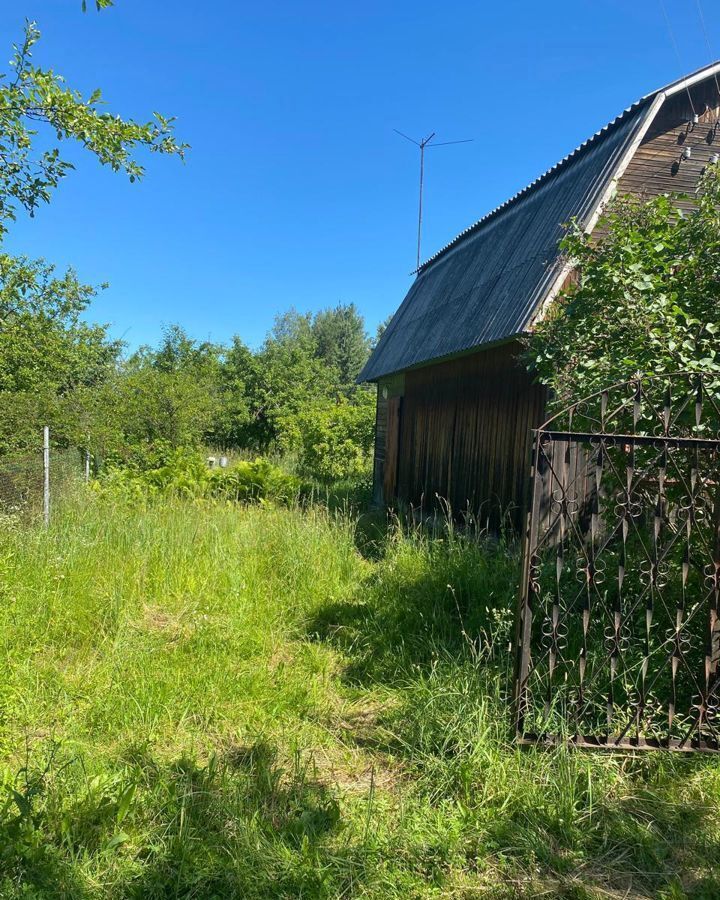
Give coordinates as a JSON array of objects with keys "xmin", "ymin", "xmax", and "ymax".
[
  {"xmin": 358, "ymin": 98, "xmax": 653, "ymax": 382},
  {"xmin": 357, "ymin": 56, "xmax": 720, "ymax": 384}
]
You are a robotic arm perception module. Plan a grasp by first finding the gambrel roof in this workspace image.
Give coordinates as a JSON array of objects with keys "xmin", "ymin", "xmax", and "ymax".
[{"xmin": 359, "ymin": 62, "xmax": 720, "ymax": 383}]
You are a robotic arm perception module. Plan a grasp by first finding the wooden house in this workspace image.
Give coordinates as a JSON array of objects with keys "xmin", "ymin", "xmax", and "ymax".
[{"xmin": 358, "ymin": 63, "xmax": 720, "ymax": 527}]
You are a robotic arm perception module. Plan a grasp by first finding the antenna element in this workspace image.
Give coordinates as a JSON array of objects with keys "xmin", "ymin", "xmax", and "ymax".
[{"xmin": 394, "ymin": 130, "xmax": 472, "ymax": 270}]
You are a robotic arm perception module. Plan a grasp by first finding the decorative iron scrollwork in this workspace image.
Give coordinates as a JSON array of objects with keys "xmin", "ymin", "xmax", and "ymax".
[{"xmin": 514, "ymin": 372, "xmax": 720, "ymax": 752}]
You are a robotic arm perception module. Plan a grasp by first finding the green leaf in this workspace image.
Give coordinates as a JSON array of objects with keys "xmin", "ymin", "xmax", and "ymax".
[
  {"xmin": 11, "ymin": 789, "xmax": 31, "ymax": 818},
  {"xmin": 116, "ymin": 782, "xmax": 136, "ymax": 824},
  {"xmin": 105, "ymin": 831, "xmax": 129, "ymax": 852}
]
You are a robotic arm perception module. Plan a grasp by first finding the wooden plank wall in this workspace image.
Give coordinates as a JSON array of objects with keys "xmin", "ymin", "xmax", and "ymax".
[
  {"xmin": 617, "ymin": 80, "xmax": 720, "ymax": 201},
  {"xmin": 396, "ymin": 342, "xmax": 546, "ymax": 529},
  {"xmin": 372, "ymin": 387, "xmax": 387, "ymax": 505},
  {"xmin": 372, "ymin": 373, "xmax": 404, "ymax": 505},
  {"xmin": 383, "ymin": 396, "xmax": 402, "ymax": 500}
]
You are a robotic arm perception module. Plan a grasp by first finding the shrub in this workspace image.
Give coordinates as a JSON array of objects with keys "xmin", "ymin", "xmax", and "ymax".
[
  {"xmin": 284, "ymin": 391, "xmax": 375, "ymax": 483},
  {"xmin": 208, "ymin": 457, "xmax": 300, "ymax": 503},
  {"xmin": 527, "ymin": 166, "xmax": 720, "ymax": 407},
  {"xmin": 94, "ymin": 447, "xmax": 300, "ymax": 504}
]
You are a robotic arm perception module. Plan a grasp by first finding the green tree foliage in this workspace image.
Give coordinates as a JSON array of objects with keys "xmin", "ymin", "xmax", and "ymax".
[
  {"xmin": 73, "ymin": 310, "xmax": 377, "ymax": 479},
  {"xmin": 241, "ymin": 310, "xmax": 338, "ymax": 449},
  {"xmin": 90, "ymin": 368, "xmax": 220, "ymax": 461},
  {"xmin": 149, "ymin": 325, "xmax": 218, "ymax": 376},
  {"xmin": 0, "ymin": 255, "xmax": 118, "ymax": 394},
  {"xmin": 373, "ymin": 313, "xmax": 393, "ymax": 349},
  {"xmin": 213, "ymin": 337, "xmax": 254, "ymax": 448},
  {"xmin": 290, "ymin": 389, "xmax": 376, "ymax": 483},
  {"xmin": 0, "ymin": 10, "xmax": 186, "ymax": 450},
  {"xmin": 0, "ymin": 21, "xmax": 186, "ymax": 240},
  {"xmin": 0, "ymin": 262, "xmax": 377, "ymax": 481},
  {"xmin": 101, "ymin": 326, "xmax": 224, "ymax": 456},
  {"xmin": 527, "ymin": 167, "xmax": 720, "ymax": 407},
  {"xmin": 0, "ymin": 256, "xmax": 120, "ymax": 452},
  {"xmin": 311, "ymin": 302, "xmax": 370, "ymax": 391}
]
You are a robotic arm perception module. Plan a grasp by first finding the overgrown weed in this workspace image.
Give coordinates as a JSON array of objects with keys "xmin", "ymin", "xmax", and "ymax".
[{"xmin": 0, "ymin": 492, "xmax": 719, "ymax": 897}]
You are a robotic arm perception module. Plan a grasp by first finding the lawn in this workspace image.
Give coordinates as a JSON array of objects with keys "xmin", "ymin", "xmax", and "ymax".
[{"xmin": 1, "ymin": 493, "xmax": 719, "ymax": 898}]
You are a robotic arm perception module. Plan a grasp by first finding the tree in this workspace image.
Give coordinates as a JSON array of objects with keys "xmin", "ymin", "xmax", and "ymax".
[
  {"xmin": 372, "ymin": 314, "xmax": 393, "ymax": 350},
  {"xmin": 246, "ymin": 311, "xmax": 336, "ymax": 449},
  {"xmin": 144, "ymin": 324, "xmax": 222, "ymax": 380},
  {"xmin": 213, "ymin": 336, "xmax": 254, "ymax": 448},
  {"xmin": 0, "ymin": 255, "xmax": 121, "ymax": 451},
  {"xmin": 311, "ymin": 303, "xmax": 370, "ymax": 391},
  {"xmin": 114, "ymin": 325, "xmax": 227, "ymax": 451},
  {"xmin": 0, "ymin": 254, "xmax": 119, "ymax": 394},
  {"xmin": 88, "ymin": 367, "xmax": 221, "ymax": 460},
  {"xmin": 527, "ymin": 167, "xmax": 720, "ymax": 407},
  {"xmin": 0, "ymin": 10, "xmax": 189, "ymax": 455},
  {"xmin": 291, "ymin": 390, "xmax": 376, "ymax": 483},
  {"xmin": 0, "ymin": 21, "xmax": 186, "ymax": 240}
]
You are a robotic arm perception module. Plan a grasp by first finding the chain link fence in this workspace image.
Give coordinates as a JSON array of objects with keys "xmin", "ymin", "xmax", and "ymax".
[{"xmin": 0, "ymin": 426, "xmax": 91, "ymax": 524}]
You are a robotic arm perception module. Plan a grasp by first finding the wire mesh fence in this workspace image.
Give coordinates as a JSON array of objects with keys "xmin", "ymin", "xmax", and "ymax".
[{"xmin": 0, "ymin": 426, "xmax": 91, "ymax": 524}]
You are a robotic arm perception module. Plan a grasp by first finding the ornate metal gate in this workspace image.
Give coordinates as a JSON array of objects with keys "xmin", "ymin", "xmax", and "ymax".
[{"xmin": 514, "ymin": 373, "xmax": 720, "ymax": 751}]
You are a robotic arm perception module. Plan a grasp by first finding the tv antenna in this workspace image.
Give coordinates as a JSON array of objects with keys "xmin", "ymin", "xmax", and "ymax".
[{"xmin": 394, "ymin": 130, "xmax": 473, "ymax": 270}]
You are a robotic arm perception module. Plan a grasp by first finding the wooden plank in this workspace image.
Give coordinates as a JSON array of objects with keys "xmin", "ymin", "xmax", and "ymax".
[{"xmin": 383, "ymin": 396, "xmax": 402, "ymax": 502}]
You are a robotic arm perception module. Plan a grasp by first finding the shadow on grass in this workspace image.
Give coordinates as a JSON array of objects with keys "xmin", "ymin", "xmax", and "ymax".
[
  {"xmin": 127, "ymin": 749, "xmax": 345, "ymax": 898},
  {"xmin": 303, "ymin": 535, "xmax": 720, "ymax": 899},
  {"xmin": 2, "ymin": 741, "xmax": 392, "ymax": 900},
  {"xmin": 0, "ymin": 848, "xmax": 92, "ymax": 899},
  {"xmin": 306, "ymin": 535, "xmax": 519, "ymax": 685}
]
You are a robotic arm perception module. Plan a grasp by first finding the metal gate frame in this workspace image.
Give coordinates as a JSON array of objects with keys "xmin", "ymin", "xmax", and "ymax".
[{"xmin": 513, "ymin": 373, "xmax": 720, "ymax": 752}]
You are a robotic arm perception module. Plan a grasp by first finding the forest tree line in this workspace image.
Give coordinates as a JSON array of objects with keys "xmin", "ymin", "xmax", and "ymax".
[{"xmin": 0, "ymin": 253, "xmax": 382, "ymax": 483}]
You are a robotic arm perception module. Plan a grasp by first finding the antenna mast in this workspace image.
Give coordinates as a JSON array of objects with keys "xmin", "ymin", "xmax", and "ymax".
[{"xmin": 394, "ymin": 130, "xmax": 472, "ymax": 270}]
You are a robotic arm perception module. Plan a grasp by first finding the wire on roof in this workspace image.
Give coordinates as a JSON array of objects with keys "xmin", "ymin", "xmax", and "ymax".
[
  {"xmin": 695, "ymin": 0, "xmax": 720, "ymax": 121},
  {"xmin": 658, "ymin": 0, "xmax": 698, "ymax": 117}
]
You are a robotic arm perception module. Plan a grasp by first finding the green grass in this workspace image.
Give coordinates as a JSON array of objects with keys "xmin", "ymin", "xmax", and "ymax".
[{"xmin": 1, "ymin": 493, "xmax": 720, "ymax": 898}]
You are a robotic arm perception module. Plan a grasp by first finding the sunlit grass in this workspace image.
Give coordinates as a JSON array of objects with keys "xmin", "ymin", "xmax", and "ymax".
[{"xmin": 0, "ymin": 492, "xmax": 719, "ymax": 898}]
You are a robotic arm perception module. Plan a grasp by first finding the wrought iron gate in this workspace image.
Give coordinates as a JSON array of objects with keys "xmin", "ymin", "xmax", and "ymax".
[{"xmin": 514, "ymin": 373, "xmax": 720, "ymax": 751}]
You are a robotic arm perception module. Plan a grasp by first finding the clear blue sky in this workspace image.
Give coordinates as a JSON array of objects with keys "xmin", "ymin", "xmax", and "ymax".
[{"xmin": 0, "ymin": 0, "xmax": 717, "ymax": 351}]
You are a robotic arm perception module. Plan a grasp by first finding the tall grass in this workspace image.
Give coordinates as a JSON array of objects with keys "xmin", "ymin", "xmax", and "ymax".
[{"xmin": 0, "ymin": 492, "xmax": 719, "ymax": 898}]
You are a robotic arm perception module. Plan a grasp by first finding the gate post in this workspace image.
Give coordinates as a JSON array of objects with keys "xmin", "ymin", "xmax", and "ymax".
[{"xmin": 513, "ymin": 429, "xmax": 544, "ymax": 740}]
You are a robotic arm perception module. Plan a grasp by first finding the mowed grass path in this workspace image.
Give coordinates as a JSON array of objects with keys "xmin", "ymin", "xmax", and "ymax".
[{"xmin": 1, "ymin": 495, "xmax": 720, "ymax": 898}]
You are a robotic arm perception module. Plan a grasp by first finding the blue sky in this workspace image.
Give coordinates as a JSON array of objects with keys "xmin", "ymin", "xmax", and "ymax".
[{"xmin": 0, "ymin": 0, "xmax": 718, "ymax": 351}]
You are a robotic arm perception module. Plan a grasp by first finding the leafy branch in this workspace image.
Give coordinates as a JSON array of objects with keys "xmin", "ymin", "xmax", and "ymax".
[
  {"xmin": 526, "ymin": 166, "xmax": 720, "ymax": 406},
  {"xmin": 82, "ymin": 1, "xmax": 115, "ymax": 11},
  {"xmin": 0, "ymin": 20, "xmax": 187, "ymax": 239}
]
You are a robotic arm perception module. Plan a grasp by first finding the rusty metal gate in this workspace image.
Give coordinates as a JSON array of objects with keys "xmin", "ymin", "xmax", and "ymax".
[{"xmin": 514, "ymin": 373, "xmax": 720, "ymax": 751}]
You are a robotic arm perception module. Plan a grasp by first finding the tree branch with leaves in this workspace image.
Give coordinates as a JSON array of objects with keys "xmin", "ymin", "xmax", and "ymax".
[
  {"xmin": 526, "ymin": 166, "xmax": 720, "ymax": 407},
  {"xmin": 0, "ymin": 20, "xmax": 187, "ymax": 239}
]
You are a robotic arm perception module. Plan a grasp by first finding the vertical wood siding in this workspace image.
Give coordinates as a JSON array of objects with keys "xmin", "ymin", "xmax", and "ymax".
[
  {"xmin": 372, "ymin": 374, "xmax": 405, "ymax": 505},
  {"xmin": 396, "ymin": 342, "xmax": 546, "ymax": 529},
  {"xmin": 383, "ymin": 396, "xmax": 402, "ymax": 500},
  {"xmin": 372, "ymin": 387, "xmax": 387, "ymax": 505}
]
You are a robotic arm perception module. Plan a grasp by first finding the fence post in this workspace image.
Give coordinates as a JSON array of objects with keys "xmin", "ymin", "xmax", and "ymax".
[
  {"xmin": 43, "ymin": 425, "xmax": 50, "ymax": 527},
  {"xmin": 84, "ymin": 448, "xmax": 91, "ymax": 483}
]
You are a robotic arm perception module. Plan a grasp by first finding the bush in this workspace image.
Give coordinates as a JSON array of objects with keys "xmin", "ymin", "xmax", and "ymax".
[
  {"xmin": 284, "ymin": 391, "xmax": 375, "ymax": 484},
  {"xmin": 94, "ymin": 447, "xmax": 300, "ymax": 504},
  {"xmin": 527, "ymin": 166, "xmax": 720, "ymax": 406}
]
